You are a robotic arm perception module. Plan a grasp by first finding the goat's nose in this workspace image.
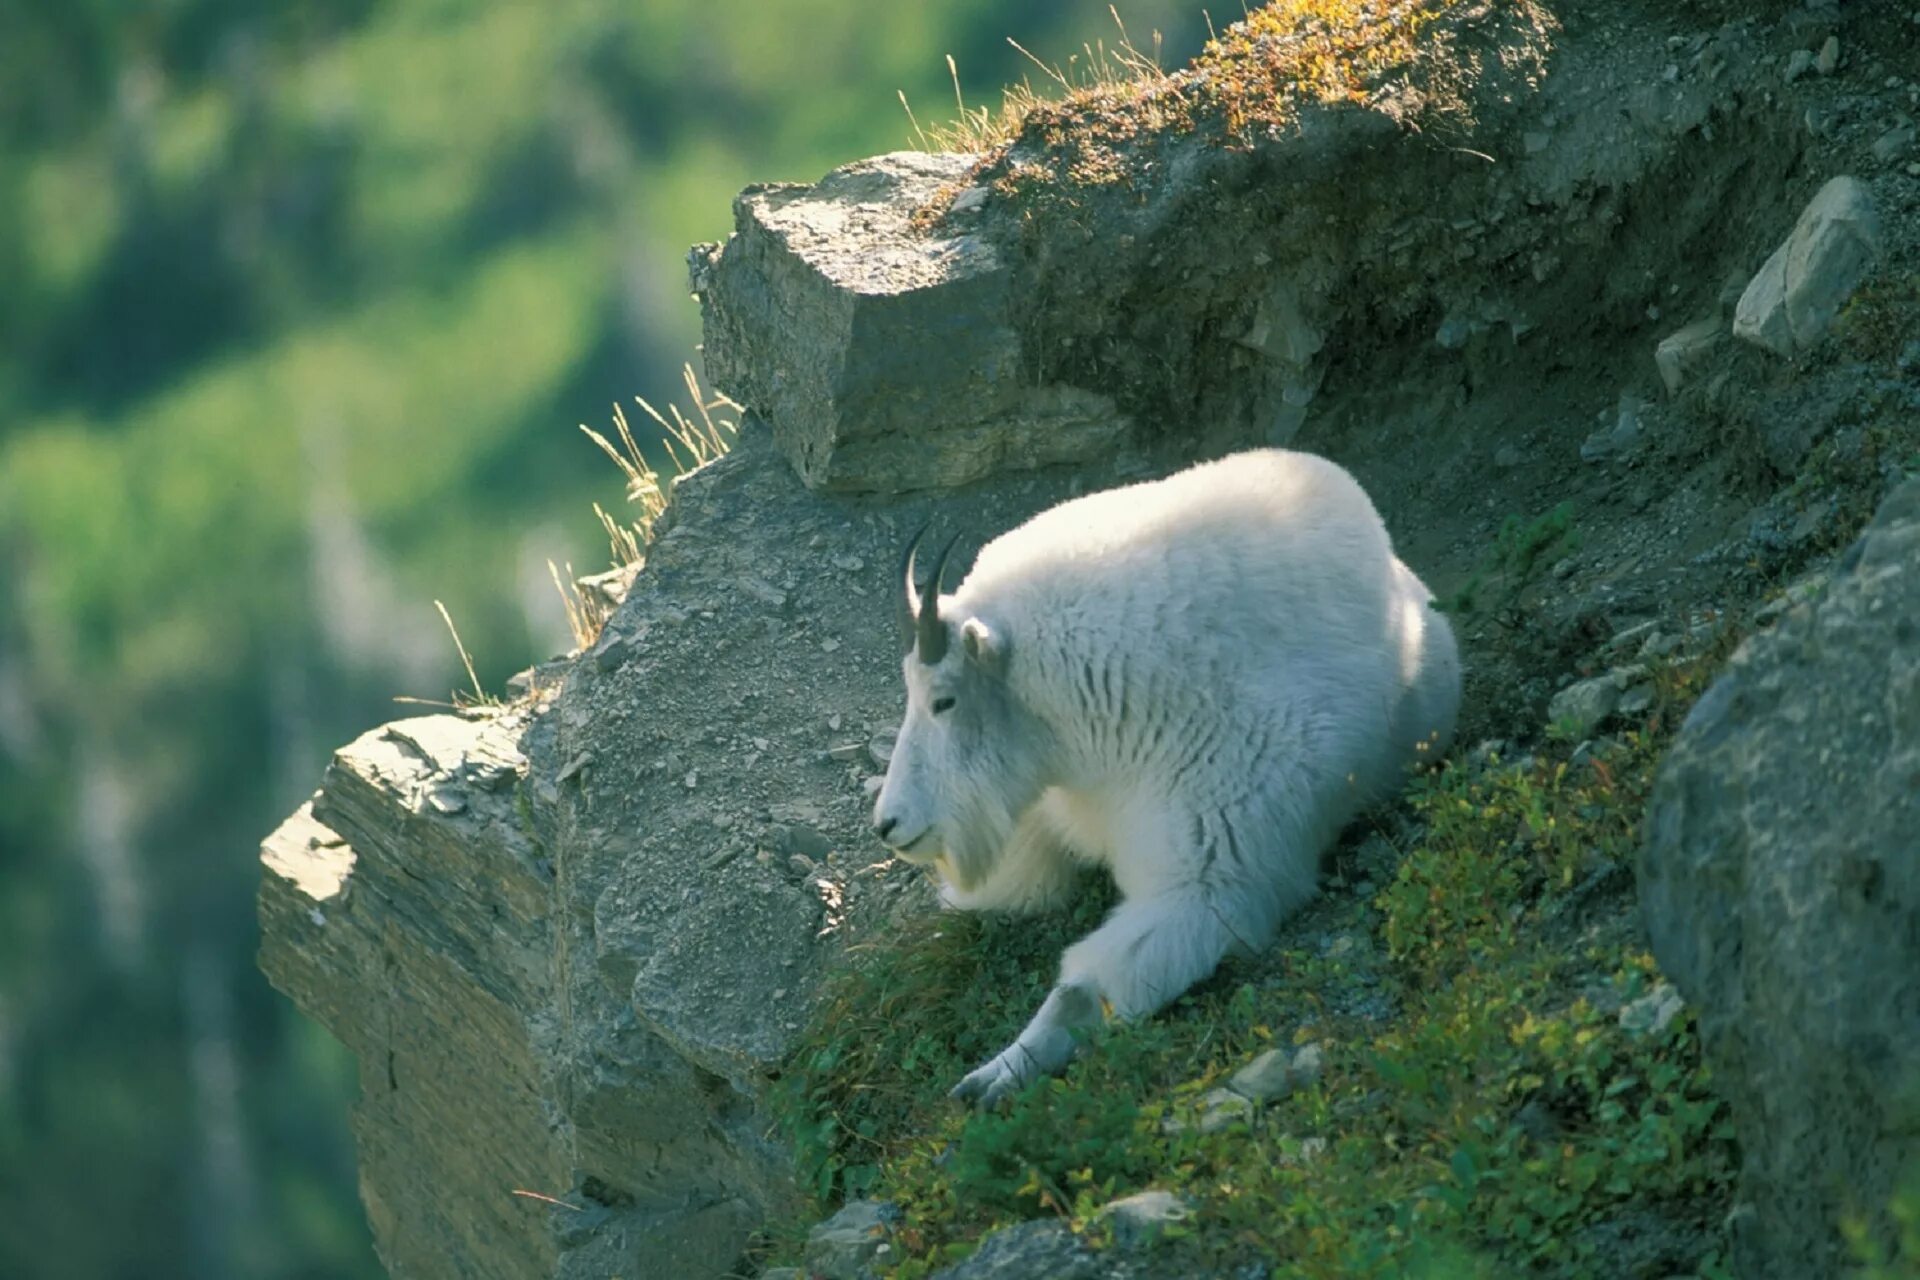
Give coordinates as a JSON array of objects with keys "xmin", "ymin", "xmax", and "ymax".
[{"xmin": 875, "ymin": 815, "xmax": 898, "ymax": 841}]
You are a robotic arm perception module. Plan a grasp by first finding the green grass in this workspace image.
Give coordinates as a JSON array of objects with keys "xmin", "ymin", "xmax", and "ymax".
[{"xmin": 765, "ymin": 644, "xmax": 1740, "ymax": 1278}]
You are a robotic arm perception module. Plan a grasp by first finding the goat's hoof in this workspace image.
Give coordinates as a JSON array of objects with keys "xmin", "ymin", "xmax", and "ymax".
[{"xmin": 949, "ymin": 1053, "xmax": 1027, "ymax": 1108}]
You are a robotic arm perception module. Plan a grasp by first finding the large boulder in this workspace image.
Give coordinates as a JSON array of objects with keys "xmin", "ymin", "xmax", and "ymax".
[
  {"xmin": 1641, "ymin": 479, "xmax": 1920, "ymax": 1278},
  {"xmin": 691, "ymin": 152, "xmax": 1131, "ymax": 493},
  {"xmin": 1731, "ymin": 175, "xmax": 1880, "ymax": 359}
]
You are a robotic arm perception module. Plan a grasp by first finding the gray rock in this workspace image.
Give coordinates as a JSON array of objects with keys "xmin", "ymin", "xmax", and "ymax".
[
  {"xmin": 1755, "ymin": 569, "xmax": 1830, "ymax": 623},
  {"xmin": 1813, "ymin": 35, "xmax": 1839, "ymax": 76},
  {"xmin": 1871, "ymin": 124, "xmax": 1915, "ymax": 165},
  {"xmin": 929, "ymin": 1220, "xmax": 1101, "ymax": 1280},
  {"xmin": 1784, "ymin": 49, "xmax": 1814, "ymax": 82},
  {"xmin": 1580, "ymin": 393, "xmax": 1644, "ymax": 461},
  {"xmin": 1616, "ymin": 683, "xmax": 1655, "ymax": 717},
  {"xmin": 1098, "ymin": 1189, "xmax": 1192, "ymax": 1247},
  {"xmin": 1290, "ymin": 1042, "xmax": 1326, "ymax": 1087},
  {"xmin": 805, "ymin": 1199, "xmax": 900, "ymax": 1280},
  {"xmin": 1163, "ymin": 1087, "xmax": 1256, "ymax": 1135},
  {"xmin": 1733, "ymin": 176, "xmax": 1881, "ymax": 358},
  {"xmin": 1548, "ymin": 673, "xmax": 1624, "ymax": 737},
  {"xmin": 1228, "ymin": 1048, "xmax": 1296, "ymax": 1102},
  {"xmin": 258, "ymin": 714, "xmax": 579, "ymax": 1280},
  {"xmin": 948, "ymin": 185, "xmax": 990, "ymax": 215},
  {"xmin": 1654, "ymin": 316, "xmax": 1723, "ymax": 395},
  {"xmin": 1617, "ymin": 982, "xmax": 1685, "ymax": 1037},
  {"xmin": 693, "ymin": 153, "xmax": 1129, "ymax": 493},
  {"xmin": 1641, "ymin": 480, "xmax": 1920, "ymax": 1278},
  {"xmin": 577, "ymin": 562, "xmax": 642, "ymax": 615}
]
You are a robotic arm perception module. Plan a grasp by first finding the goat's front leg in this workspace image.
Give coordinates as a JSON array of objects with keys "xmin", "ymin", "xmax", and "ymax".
[{"xmin": 950, "ymin": 887, "xmax": 1260, "ymax": 1106}]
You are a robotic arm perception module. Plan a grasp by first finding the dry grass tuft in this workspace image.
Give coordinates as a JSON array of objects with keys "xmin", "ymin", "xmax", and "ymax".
[
  {"xmin": 579, "ymin": 362, "xmax": 740, "ymax": 570},
  {"xmin": 547, "ymin": 362, "xmax": 740, "ymax": 652},
  {"xmin": 547, "ymin": 560, "xmax": 602, "ymax": 653},
  {"xmin": 898, "ymin": 6, "xmax": 1178, "ymax": 155}
]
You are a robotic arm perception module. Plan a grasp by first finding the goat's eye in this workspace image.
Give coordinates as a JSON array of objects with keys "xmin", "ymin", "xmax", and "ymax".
[{"xmin": 931, "ymin": 696, "xmax": 957, "ymax": 714}]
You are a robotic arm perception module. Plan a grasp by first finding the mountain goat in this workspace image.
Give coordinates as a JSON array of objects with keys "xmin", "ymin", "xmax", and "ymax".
[{"xmin": 871, "ymin": 447, "xmax": 1460, "ymax": 1105}]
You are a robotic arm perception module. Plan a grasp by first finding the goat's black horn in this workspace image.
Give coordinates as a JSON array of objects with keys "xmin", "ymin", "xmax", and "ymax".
[
  {"xmin": 915, "ymin": 532, "xmax": 962, "ymax": 664},
  {"xmin": 898, "ymin": 522, "xmax": 929, "ymax": 646}
]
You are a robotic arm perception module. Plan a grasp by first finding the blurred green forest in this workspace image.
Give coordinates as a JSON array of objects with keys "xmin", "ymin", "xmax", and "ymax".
[{"xmin": 0, "ymin": 2, "xmax": 1204, "ymax": 1276}]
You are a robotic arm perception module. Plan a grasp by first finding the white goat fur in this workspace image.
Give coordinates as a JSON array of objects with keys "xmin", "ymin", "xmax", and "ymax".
[{"xmin": 872, "ymin": 447, "xmax": 1461, "ymax": 1105}]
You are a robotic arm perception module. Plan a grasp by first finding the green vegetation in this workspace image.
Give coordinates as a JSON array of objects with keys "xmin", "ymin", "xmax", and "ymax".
[
  {"xmin": 769, "ymin": 645, "xmax": 1738, "ymax": 1277},
  {"xmin": 1435, "ymin": 501, "xmax": 1581, "ymax": 624},
  {"xmin": 1848, "ymin": 1155, "xmax": 1920, "ymax": 1280}
]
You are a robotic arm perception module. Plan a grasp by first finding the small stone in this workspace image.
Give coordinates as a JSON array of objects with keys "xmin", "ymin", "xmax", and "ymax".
[
  {"xmin": 425, "ymin": 786, "xmax": 467, "ymax": 816},
  {"xmin": 1494, "ymin": 443, "xmax": 1525, "ymax": 469},
  {"xmin": 1784, "ymin": 49, "xmax": 1813, "ymax": 82},
  {"xmin": 1618, "ymin": 982, "xmax": 1686, "ymax": 1037},
  {"xmin": 1229, "ymin": 1049, "xmax": 1296, "ymax": 1102},
  {"xmin": 1580, "ymin": 395, "xmax": 1643, "ymax": 462},
  {"xmin": 826, "ymin": 742, "xmax": 865, "ymax": 763},
  {"xmin": 867, "ymin": 727, "xmax": 899, "ymax": 768},
  {"xmin": 590, "ymin": 627, "xmax": 633, "ymax": 672},
  {"xmin": 862, "ymin": 775, "xmax": 884, "ymax": 799},
  {"xmin": 820, "ymin": 637, "xmax": 841, "ymax": 653},
  {"xmin": 737, "ymin": 576, "xmax": 789, "ymax": 609},
  {"xmin": 1813, "ymin": 35, "xmax": 1839, "ymax": 76},
  {"xmin": 752, "ymin": 737, "xmax": 771, "ymax": 752},
  {"xmin": 1548, "ymin": 673, "xmax": 1624, "ymax": 737},
  {"xmin": 805, "ymin": 1200, "xmax": 900, "ymax": 1280},
  {"xmin": 1617, "ymin": 684, "xmax": 1655, "ymax": 716},
  {"xmin": 1609, "ymin": 619, "xmax": 1660, "ymax": 653},
  {"xmin": 1655, "ymin": 316, "xmax": 1724, "ymax": 395},
  {"xmin": 948, "ymin": 185, "xmax": 990, "ymax": 214},
  {"xmin": 782, "ymin": 823, "xmax": 833, "ymax": 859},
  {"xmin": 827, "ymin": 713, "xmax": 843, "ymax": 731},
  {"xmin": 1290, "ymin": 1042, "xmax": 1327, "ymax": 1086},
  {"xmin": 1871, "ymin": 125, "xmax": 1916, "ymax": 165},
  {"xmin": 684, "ymin": 771, "xmax": 699, "ymax": 790},
  {"xmin": 1163, "ymin": 1087, "xmax": 1255, "ymax": 1135},
  {"xmin": 1098, "ymin": 1189, "xmax": 1191, "ymax": 1248},
  {"xmin": 1639, "ymin": 630, "xmax": 1686, "ymax": 660},
  {"xmin": 1552, "ymin": 556, "xmax": 1578, "ymax": 579},
  {"xmin": 576, "ymin": 562, "xmax": 641, "ymax": 614}
]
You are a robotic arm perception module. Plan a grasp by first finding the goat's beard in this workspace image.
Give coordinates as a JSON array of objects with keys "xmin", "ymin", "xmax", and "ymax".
[{"xmin": 934, "ymin": 787, "xmax": 1022, "ymax": 893}]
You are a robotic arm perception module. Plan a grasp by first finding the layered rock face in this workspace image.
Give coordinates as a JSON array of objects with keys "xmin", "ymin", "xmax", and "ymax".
[
  {"xmin": 1642, "ymin": 480, "xmax": 1920, "ymax": 1279},
  {"xmin": 260, "ymin": 716, "xmax": 573, "ymax": 1279},
  {"xmin": 259, "ymin": 435, "xmax": 1124, "ymax": 1278}
]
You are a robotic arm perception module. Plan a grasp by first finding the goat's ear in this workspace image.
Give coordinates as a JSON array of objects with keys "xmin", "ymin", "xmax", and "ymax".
[{"xmin": 960, "ymin": 617, "xmax": 1004, "ymax": 670}]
